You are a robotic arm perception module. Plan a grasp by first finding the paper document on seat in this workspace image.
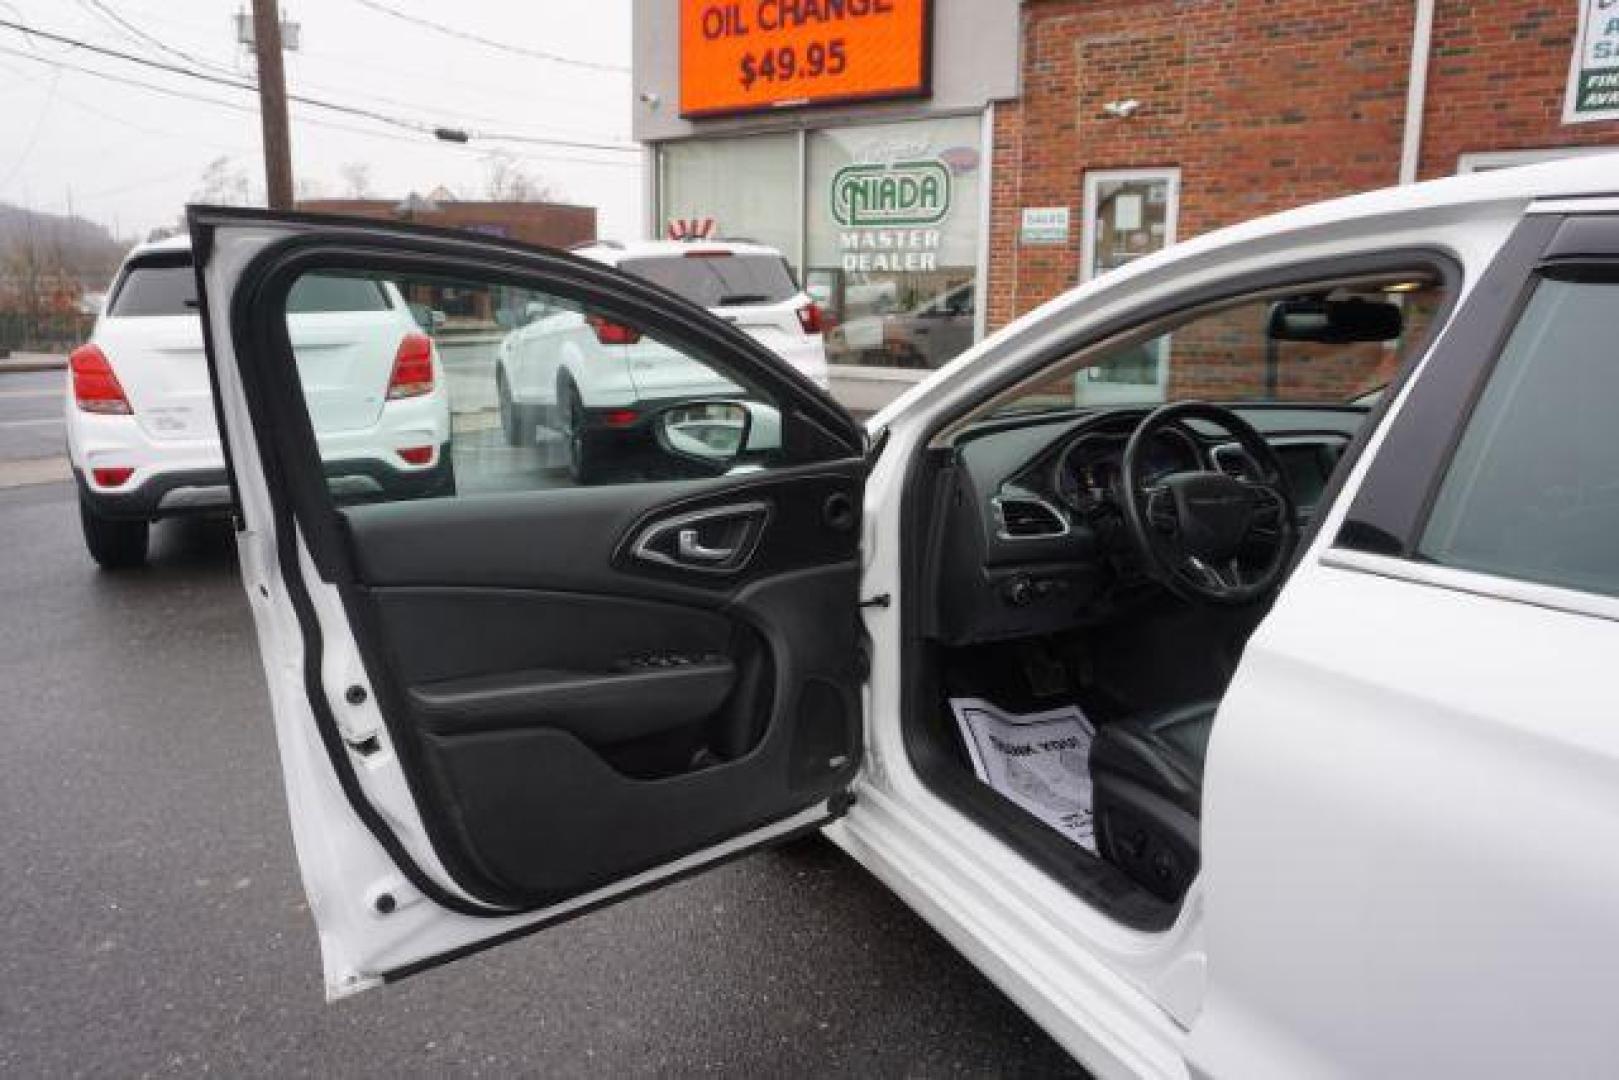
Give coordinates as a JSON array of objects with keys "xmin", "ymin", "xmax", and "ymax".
[{"xmin": 949, "ymin": 697, "xmax": 1097, "ymax": 853}]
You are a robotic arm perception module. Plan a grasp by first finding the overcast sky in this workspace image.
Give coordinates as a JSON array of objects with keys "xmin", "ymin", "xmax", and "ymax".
[{"xmin": 0, "ymin": 0, "xmax": 640, "ymax": 240}]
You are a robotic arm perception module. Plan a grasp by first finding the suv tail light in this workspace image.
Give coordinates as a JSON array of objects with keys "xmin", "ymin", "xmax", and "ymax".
[
  {"xmin": 91, "ymin": 467, "xmax": 135, "ymax": 488},
  {"xmin": 796, "ymin": 301, "xmax": 827, "ymax": 335},
  {"xmin": 70, "ymin": 344, "xmax": 133, "ymax": 414},
  {"xmin": 586, "ymin": 314, "xmax": 642, "ymax": 347},
  {"xmin": 386, "ymin": 333, "xmax": 435, "ymax": 400}
]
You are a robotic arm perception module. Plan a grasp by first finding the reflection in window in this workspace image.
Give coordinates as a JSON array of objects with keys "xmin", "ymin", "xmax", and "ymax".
[{"xmin": 276, "ymin": 268, "xmax": 780, "ymax": 502}]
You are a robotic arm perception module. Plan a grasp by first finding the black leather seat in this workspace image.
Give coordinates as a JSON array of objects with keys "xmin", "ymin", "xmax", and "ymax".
[{"xmin": 1090, "ymin": 701, "xmax": 1217, "ymax": 902}]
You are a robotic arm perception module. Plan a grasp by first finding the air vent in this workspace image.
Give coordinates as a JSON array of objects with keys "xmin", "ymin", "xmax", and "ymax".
[{"xmin": 996, "ymin": 496, "xmax": 1067, "ymax": 539}]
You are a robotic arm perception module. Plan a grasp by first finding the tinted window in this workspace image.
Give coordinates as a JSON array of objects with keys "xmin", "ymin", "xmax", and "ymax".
[
  {"xmin": 620, "ymin": 254, "xmax": 798, "ymax": 309},
  {"xmin": 109, "ymin": 260, "xmax": 196, "ymax": 316},
  {"xmin": 286, "ymin": 274, "xmax": 392, "ymax": 313},
  {"xmin": 1419, "ymin": 276, "xmax": 1619, "ymax": 597}
]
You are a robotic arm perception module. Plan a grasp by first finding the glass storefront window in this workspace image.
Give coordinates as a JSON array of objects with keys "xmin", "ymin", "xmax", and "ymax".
[
  {"xmin": 807, "ymin": 116, "xmax": 983, "ymax": 370},
  {"xmin": 1078, "ymin": 168, "xmax": 1181, "ymax": 401},
  {"xmin": 660, "ymin": 134, "xmax": 801, "ymax": 263}
]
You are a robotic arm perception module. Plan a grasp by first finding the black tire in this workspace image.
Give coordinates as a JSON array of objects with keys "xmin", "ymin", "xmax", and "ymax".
[
  {"xmin": 79, "ymin": 497, "xmax": 149, "ymax": 570},
  {"xmin": 497, "ymin": 369, "xmax": 529, "ymax": 447},
  {"xmin": 559, "ymin": 379, "xmax": 605, "ymax": 486}
]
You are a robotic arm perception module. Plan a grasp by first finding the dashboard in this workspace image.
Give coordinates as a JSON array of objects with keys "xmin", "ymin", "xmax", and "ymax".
[
  {"xmin": 1051, "ymin": 426, "xmax": 1203, "ymax": 515},
  {"xmin": 928, "ymin": 405, "xmax": 1362, "ymax": 646}
]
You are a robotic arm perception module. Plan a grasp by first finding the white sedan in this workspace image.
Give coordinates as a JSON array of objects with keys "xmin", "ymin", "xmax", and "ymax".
[{"xmin": 188, "ymin": 155, "xmax": 1619, "ymax": 1078}]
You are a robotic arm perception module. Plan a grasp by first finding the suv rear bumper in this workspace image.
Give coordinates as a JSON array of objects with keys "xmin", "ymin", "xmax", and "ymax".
[{"xmin": 77, "ymin": 445, "xmax": 455, "ymax": 519}]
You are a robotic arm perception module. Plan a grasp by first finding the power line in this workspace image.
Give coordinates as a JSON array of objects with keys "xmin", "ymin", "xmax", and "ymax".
[
  {"xmin": 78, "ymin": 0, "xmax": 239, "ymax": 77},
  {"xmin": 348, "ymin": 0, "xmax": 628, "ymax": 75},
  {"xmin": 0, "ymin": 17, "xmax": 640, "ymax": 153},
  {"xmin": 0, "ymin": 42, "xmax": 640, "ymax": 170}
]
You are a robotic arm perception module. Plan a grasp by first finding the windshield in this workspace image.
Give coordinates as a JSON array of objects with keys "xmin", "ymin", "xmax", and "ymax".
[
  {"xmin": 986, "ymin": 277, "xmax": 1445, "ymax": 419},
  {"xmin": 620, "ymin": 253, "xmax": 799, "ymax": 309}
]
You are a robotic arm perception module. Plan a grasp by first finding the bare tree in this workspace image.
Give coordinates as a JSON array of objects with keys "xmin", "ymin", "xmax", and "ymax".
[
  {"xmin": 192, "ymin": 156, "xmax": 256, "ymax": 206},
  {"xmin": 339, "ymin": 162, "xmax": 374, "ymax": 200},
  {"xmin": 481, "ymin": 150, "xmax": 556, "ymax": 203}
]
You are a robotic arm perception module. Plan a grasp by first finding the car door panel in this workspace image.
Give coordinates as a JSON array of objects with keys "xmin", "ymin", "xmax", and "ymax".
[
  {"xmin": 190, "ymin": 207, "xmax": 867, "ymax": 991},
  {"xmin": 336, "ymin": 470, "xmax": 864, "ymax": 908}
]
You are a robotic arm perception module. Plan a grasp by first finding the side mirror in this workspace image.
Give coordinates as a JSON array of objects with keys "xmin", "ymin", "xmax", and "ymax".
[
  {"xmin": 652, "ymin": 400, "xmax": 781, "ymax": 469},
  {"xmin": 1267, "ymin": 297, "xmax": 1403, "ymax": 344}
]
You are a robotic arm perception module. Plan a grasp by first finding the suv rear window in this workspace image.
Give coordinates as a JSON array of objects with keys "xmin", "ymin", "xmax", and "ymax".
[
  {"xmin": 286, "ymin": 274, "xmax": 392, "ymax": 313},
  {"xmin": 109, "ymin": 260, "xmax": 390, "ymax": 317},
  {"xmin": 619, "ymin": 253, "xmax": 798, "ymax": 309},
  {"xmin": 108, "ymin": 259, "xmax": 196, "ymax": 317}
]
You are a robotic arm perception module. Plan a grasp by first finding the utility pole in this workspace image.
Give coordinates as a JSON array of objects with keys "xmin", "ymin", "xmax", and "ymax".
[{"xmin": 251, "ymin": 0, "xmax": 293, "ymax": 209}]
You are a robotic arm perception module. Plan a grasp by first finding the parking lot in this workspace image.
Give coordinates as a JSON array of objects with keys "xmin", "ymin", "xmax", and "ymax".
[{"xmin": 0, "ymin": 363, "xmax": 1083, "ymax": 1076}]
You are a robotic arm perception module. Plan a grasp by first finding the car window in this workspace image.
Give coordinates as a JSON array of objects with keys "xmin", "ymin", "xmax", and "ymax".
[
  {"xmin": 277, "ymin": 266, "xmax": 785, "ymax": 501},
  {"xmin": 285, "ymin": 274, "xmax": 392, "ymax": 313},
  {"xmin": 108, "ymin": 259, "xmax": 196, "ymax": 316},
  {"xmin": 618, "ymin": 253, "xmax": 798, "ymax": 308},
  {"xmin": 987, "ymin": 275, "xmax": 1448, "ymax": 415},
  {"xmin": 1419, "ymin": 274, "xmax": 1619, "ymax": 598}
]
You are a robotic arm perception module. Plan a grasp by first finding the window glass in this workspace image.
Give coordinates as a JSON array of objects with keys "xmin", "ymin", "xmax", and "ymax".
[
  {"xmin": 1081, "ymin": 170, "xmax": 1180, "ymax": 398},
  {"xmin": 989, "ymin": 277, "xmax": 1446, "ymax": 416},
  {"xmin": 660, "ymin": 134, "xmax": 800, "ymax": 262},
  {"xmin": 620, "ymin": 254, "xmax": 798, "ymax": 308},
  {"xmin": 109, "ymin": 260, "xmax": 196, "ymax": 316},
  {"xmin": 278, "ymin": 267, "xmax": 782, "ymax": 501},
  {"xmin": 1419, "ymin": 276, "xmax": 1619, "ymax": 598},
  {"xmin": 807, "ymin": 116, "xmax": 982, "ymax": 370},
  {"xmin": 1085, "ymin": 172, "xmax": 1177, "ymax": 280},
  {"xmin": 286, "ymin": 274, "xmax": 392, "ymax": 313}
]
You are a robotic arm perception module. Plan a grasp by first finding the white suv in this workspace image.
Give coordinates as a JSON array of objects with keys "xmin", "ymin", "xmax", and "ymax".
[
  {"xmin": 66, "ymin": 235, "xmax": 453, "ymax": 569},
  {"xmin": 492, "ymin": 239, "xmax": 828, "ymax": 483}
]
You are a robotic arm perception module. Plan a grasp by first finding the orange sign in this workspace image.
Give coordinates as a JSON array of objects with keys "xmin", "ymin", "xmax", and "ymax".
[{"xmin": 680, "ymin": 0, "xmax": 931, "ymax": 118}]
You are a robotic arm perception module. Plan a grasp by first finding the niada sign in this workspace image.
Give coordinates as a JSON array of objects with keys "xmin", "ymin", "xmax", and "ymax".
[
  {"xmin": 831, "ymin": 160, "xmax": 952, "ymax": 228},
  {"xmin": 1565, "ymin": 0, "xmax": 1619, "ymax": 123}
]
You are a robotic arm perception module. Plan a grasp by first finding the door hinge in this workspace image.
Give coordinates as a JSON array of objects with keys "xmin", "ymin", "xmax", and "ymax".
[{"xmin": 859, "ymin": 593, "xmax": 891, "ymax": 609}]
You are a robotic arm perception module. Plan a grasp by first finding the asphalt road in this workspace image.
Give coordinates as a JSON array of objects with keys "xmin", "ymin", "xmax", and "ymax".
[{"xmin": 0, "ymin": 367, "xmax": 1085, "ymax": 1077}]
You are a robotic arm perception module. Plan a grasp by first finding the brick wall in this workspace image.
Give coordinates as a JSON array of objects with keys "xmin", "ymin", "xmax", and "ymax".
[
  {"xmin": 1419, "ymin": 0, "xmax": 1619, "ymax": 177},
  {"xmin": 989, "ymin": 0, "xmax": 1619, "ymax": 331}
]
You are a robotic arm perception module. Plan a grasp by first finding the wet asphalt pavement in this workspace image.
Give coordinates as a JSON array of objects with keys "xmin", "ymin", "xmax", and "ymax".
[{"xmin": 0, "ymin": 366, "xmax": 1084, "ymax": 1077}]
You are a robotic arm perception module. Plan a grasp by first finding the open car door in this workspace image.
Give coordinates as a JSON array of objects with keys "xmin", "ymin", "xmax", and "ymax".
[{"xmin": 189, "ymin": 207, "xmax": 867, "ymax": 997}]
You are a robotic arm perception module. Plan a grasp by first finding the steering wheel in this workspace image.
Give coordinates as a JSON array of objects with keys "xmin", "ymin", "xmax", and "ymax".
[{"xmin": 1118, "ymin": 402, "xmax": 1299, "ymax": 606}]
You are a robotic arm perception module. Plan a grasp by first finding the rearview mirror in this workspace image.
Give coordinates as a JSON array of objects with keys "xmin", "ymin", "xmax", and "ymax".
[{"xmin": 1266, "ymin": 297, "xmax": 1403, "ymax": 344}]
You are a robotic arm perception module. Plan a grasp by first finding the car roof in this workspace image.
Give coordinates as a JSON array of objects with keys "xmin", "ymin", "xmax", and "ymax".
[
  {"xmin": 123, "ymin": 233, "xmax": 192, "ymax": 263},
  {"xmin": 572, "ymin": 239, "xmax": 785, "ymax": 265}
]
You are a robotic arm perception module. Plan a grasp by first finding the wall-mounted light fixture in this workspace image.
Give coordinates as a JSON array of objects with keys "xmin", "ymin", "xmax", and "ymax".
[{"xmin": 1102, "ymin": 99, "xmax": 1142, "ymax": 119}]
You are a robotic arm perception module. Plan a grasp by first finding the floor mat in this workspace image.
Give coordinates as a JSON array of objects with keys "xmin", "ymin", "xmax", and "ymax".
[{"xmin": 948, "ymin": 697, "xmax": 1097, "ymax": 853}]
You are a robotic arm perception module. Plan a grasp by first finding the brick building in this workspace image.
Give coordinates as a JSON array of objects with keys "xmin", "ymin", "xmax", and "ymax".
[
  {"xmin": 298, "ymin": 193, "xmax": 596, "ymax": 250},
  {"xmin": 988, "ymin": 0, "xmax": 1619, "ymax": 331},
  {"xmin": 298, "ymin": 193, "xmax": 597, "ymax": 324},
  {"xmin": 633, "ymin": 0, "xmax": 1618, "ymax": 408}
]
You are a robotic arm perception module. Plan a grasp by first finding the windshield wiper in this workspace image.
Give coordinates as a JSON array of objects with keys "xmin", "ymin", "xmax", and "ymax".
[{"xmin": 716, "ymin": 293, "xmax": 771, "ymax": 307}]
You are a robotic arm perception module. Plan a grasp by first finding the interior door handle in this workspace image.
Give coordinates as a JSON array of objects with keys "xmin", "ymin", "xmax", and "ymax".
[
  {"xmin": 676, "ymin": 528, "xmax": 737, "ymax": 563},
  {"xmin": 627, "ymin": 500, "xmax": 772, "ymax": 575}
]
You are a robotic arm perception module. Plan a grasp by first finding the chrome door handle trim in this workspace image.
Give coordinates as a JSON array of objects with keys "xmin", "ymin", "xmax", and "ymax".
[{"xmin": 629, "ymin": 500, "xmax": 772, "ymax": 574}]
